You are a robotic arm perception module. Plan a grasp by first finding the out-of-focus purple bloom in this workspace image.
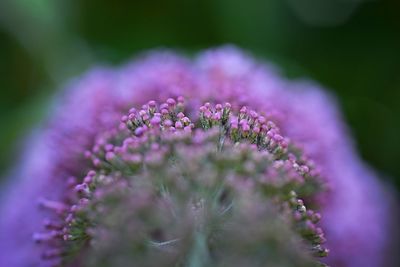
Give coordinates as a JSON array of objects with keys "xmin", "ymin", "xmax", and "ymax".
[{"xmin": 0, "ymin": 46, "xmax": 394, "ymax": 267}]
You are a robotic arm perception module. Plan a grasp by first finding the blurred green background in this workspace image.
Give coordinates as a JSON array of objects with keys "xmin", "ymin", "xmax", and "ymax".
[{"xmin": 0, "ymin": 0, "xmax": 399, "ymax": 188}]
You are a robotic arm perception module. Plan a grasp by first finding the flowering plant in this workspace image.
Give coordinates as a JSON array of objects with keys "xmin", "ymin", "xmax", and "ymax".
[{"xmin": 0, "ymin": 47, "xmax": 393, "ymax": 267}]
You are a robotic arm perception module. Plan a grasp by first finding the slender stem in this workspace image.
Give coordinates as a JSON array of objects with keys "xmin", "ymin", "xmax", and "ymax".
[{"xmin": 187, "ymin": 232, "xmax": 211, "ymax": 267}]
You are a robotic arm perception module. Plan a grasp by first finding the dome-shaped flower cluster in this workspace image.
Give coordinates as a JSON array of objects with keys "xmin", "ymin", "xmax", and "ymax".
[
  {"xmin": 0, "ymin": 47, "xmax": 393, "ymax": 267},
  {"xmin": 35, "ymin": 98, "xmax": 328, "ymax": 266}
]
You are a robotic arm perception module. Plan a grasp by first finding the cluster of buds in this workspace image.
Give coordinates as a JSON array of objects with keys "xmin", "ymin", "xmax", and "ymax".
[
  {"xmin": 1, "ymin": 47, "xmax": 393, "ymax": 267},
  {"xmin": 33, "ymin": 97, "xmax": 329, "ymax": 267}
]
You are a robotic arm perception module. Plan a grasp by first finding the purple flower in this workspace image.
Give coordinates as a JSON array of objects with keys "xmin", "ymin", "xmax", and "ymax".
[{"xmin": 0, "ymin": 46, "xmax": 394, "ymax": 267}]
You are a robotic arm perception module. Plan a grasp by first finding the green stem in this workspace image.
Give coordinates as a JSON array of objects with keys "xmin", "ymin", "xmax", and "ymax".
[{"xmin": 187, "ymin": 232, "xmax": 211, "ymax": 267}]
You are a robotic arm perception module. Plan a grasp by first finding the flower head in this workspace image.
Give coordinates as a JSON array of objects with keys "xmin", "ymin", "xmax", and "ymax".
[{"xmin": 0, "ymin": 46, "xmax": 394, "ymax": 267}]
